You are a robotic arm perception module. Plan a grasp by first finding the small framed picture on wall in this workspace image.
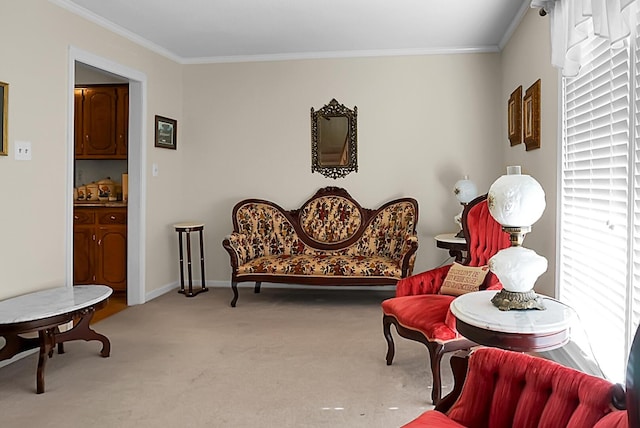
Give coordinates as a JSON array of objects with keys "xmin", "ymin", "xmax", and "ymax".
[
  {"xmin": 523, "ymin": 79, "xmax": 541, "ymax": 151},
  {"xmin": 155, "ymin": 115, "xmax": 177, "ymax": 150},
  {"xmin": 508, "ymin": 85, "xmax": 522, "ymax": 146}
]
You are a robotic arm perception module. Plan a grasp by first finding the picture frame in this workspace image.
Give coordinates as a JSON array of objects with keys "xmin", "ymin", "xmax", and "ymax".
[
  {"xmin": 508, "ymin": 86, "xmax": 522, "ymax": 146},
  {"xmin": 523, "ymin": 79, "xmax": 541, "ymax": 151},
  {"xmin": 0, "ymin": 81, "xmax": 8, "ymax": 156},
  {"xmin": 154, "ymin": 115, "xmax": 177, "ymax": 149}
]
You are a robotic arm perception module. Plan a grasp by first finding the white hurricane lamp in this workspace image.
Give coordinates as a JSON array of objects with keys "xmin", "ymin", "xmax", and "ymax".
[
  {"xmin": 487, "ymin": 166, "xmax": 548, "ymax": 310},
  {"xmin": 453, "ymin": 175, "xmax": 478, "ymax": 204},
  {"xmin": 453, "ymin": 175, "xmax": 478, "ymax": 237}
]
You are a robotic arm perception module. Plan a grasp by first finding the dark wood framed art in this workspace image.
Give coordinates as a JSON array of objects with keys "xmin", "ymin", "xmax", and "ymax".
[
  {"xmin": 508, "ymin": 86, "xmax": 522, "ymax": 146},
  {"xmin": 0, "ymin": 81, "xmax": 7, "ymax": 156},
  {"xmin": 154, "ymin": 115, "xmax": 177, "ymax": 149},
  {"xmin": 524, "ymin": 79, "xmax": 541, "ymax": 151}
]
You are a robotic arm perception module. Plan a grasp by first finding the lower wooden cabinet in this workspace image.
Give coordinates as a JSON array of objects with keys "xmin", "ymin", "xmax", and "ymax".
[{"xmin": 73, "ymin": 206, "xmax": 127, "ymax": 291}]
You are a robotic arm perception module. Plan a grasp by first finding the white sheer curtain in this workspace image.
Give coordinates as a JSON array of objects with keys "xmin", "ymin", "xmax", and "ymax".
[{"xmin": 531, "ymin": 0, "xmax": 636, "ymax": 75}]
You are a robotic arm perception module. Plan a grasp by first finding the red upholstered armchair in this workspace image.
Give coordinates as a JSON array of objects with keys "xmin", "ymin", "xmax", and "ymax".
[
  {"xmin": 382, "ymin": 194, "xmax": 511, "ymax": 404},
  {"xmin": 401, "ymin": 346, "xmax": 630, "ymax": 428}
]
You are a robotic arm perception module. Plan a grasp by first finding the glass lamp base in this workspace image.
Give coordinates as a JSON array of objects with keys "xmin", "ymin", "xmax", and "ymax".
[{"xmin": 491, "ymin": 289, "xmax": 546, "ymax": 311}]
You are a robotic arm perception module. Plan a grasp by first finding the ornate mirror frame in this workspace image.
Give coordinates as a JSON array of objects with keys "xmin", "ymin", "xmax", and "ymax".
[{"xmin": 311, "ymin": 98, "xmax": 357, "ymax": 179}]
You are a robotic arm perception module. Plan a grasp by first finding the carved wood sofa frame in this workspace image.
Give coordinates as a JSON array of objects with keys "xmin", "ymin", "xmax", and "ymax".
[{"xmin": 222, "ymin": 187, "xmax": 419, "ymax": 307}]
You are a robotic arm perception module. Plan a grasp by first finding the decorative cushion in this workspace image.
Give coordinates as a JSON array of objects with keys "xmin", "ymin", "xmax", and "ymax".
[{"xmin": 440, "ymin": 263, "xmax": 489, "ymax": 296}]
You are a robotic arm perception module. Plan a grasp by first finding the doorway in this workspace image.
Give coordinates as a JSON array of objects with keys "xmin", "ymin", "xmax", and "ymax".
[{"xmin": 67, "ymin": 47, "xmax": 147, "ymax": 306}]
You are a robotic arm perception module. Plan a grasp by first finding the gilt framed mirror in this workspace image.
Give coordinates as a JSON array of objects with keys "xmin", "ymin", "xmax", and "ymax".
[{"xmin": 311, "ymin": 98, "xmax": 357, "ymax": 179}]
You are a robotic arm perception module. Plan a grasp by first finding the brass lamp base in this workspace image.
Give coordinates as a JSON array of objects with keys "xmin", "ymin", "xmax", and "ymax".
[{"xmin": 491, "ymin": 289, "xmax": 546, "ymax": 311}]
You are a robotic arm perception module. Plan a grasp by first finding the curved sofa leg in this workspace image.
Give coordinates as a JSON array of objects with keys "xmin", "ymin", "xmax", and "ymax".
[
  {"xmin": 254, "ymin": 282, "xmax": 262, "ymax": 294},
  {"xmin": 230, "ymin": 281, "xmax": 238, "ymax": 307},
  {"xmin": 383, "ymin": 315, "xmax": 396, "ymax": 365},
  {"xmin": 428, "ymin": 342, "xmax": 445, "ymax": 405}
]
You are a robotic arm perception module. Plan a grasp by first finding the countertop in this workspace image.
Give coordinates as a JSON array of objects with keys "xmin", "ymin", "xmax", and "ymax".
[{"xmin": 74, "ymin": 201, "xmax": 128, "ymax": 208}]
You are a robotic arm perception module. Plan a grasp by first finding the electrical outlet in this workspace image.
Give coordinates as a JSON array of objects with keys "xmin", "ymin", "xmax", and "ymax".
[{"xmin": 15, "ymin": 141, "xmax": 32, "ymax": 160}]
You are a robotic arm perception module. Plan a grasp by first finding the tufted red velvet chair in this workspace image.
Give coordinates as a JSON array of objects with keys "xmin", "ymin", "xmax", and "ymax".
[
  {"xmin": 401, "ymin": 346, "xmax": 630, "ymax": 428},
  {"xmin": 381, "ymin": 194, "xmax": 511, "ymax": 404},
  {"xmin": 401, "ymin": 320, "xmax": 640, "ymax": 428}
]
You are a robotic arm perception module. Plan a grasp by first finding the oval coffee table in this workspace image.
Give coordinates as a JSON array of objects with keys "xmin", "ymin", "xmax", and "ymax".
[{"xmin": 0, "ymin": 285, "xmax": 112, "ymax": 393}]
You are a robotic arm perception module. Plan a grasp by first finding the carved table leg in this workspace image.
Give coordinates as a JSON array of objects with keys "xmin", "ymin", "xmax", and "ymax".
[
  {"xmin": 36, "ymin": 328, "xmax": 56, "ymax": 394},
  {"xmin": 54, "ymin": 309, "xmax": 111, "ymax": 357}
]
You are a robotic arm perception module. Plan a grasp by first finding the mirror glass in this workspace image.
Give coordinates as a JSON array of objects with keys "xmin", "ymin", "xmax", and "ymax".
[{"xmin": 311, "ymin": 99, "xmax": 357, "ymax": 179}]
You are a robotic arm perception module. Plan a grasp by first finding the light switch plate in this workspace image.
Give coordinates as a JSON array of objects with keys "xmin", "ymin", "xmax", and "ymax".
[
  {"xmin": 152, "ymin": 163, "xmax": 159, "ymax": 176},
  {"xmin": 15, "ymin": 141, "xmax": 32, "ymax": 160}
]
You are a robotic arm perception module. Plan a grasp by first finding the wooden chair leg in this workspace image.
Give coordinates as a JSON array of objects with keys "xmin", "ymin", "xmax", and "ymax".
[
  {"xmin": 427, "ymin": 342, "xmax": 445, "ymax": 405},
  {"xmin": 383, "ymin": 315, "xmax": 396, "ymax": 365},
  {"xmin": 254, "ymin": 282, "xmax": 261, "ymax": 293},
  {"xmin": 230, "ymin": 281, "xmax": 239, "ymax": 307}
]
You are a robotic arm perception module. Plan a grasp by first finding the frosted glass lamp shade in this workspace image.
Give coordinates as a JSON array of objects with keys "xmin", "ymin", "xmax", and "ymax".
[
  {"xmin": 453, "ymin": 176, "xmax": 478, "ymax": 204},
  {"xmin": 488, "ymin": 167, "xmax": 546, "ymax": 227},
  {"xmin": 488, "ymin": 246, "xmax": 548, "ymax": 293}
]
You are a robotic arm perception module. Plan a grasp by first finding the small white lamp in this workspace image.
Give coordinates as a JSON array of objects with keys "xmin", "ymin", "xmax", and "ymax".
[
  {"xmin": 453, "ymin": 175, "xmax": 478, "ymax": 237},
  {"xmin": 487, "ymin": 166, "xmax": 548, "ymax": 310}
]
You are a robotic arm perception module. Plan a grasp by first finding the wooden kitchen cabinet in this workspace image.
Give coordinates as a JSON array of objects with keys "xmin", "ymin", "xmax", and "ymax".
[
  {"xmin": 74, "ymin": 84, "xmax": 128, "ymax": 159},
  {"xmin": 73, "ymin": 206, "xmax": 127, "ymax": 291}
]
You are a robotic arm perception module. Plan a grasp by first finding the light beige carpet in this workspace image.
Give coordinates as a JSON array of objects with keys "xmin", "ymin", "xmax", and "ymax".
[{"xmin": 0, "ymin": 287, "xmax": 453, "ymax": 428}]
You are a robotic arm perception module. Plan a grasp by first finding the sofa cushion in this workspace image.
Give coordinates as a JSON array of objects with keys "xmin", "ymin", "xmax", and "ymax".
[
  {"xmin": 237, "ymin": 254, "xmax": 403, "ymax": 278},
  {"xmin": 440, "ymin": 263, "xmax": 489, "ymax": 296},
  {"xmin": 381, "ymin": 294, "xmax": 458, "ymax": 342}
]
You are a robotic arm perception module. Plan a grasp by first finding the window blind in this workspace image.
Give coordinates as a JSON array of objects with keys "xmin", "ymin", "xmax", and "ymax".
[{"xmin": 561, "ymin": 32, "xmax": 631, "ymax": 382}]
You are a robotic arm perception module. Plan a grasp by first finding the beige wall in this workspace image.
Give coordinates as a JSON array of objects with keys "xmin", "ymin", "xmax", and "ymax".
[
  {"xmin": 182, "ymin": 54, "xmax": 504, "ymax": 281},
  {"xmin": 0, "ymin": 1, "xmax": 556, "ymax": 302},
  {"xmin": 0, "ymin": 0, "xmax": 184, "ymax": 300},
  {"xmin": 500, "ymin": 8, "xmax": 558, "ymax": 297}
]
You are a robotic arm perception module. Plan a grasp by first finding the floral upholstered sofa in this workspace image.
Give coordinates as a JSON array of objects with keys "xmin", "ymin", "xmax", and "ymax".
[{"xmin": 222, "ymin": 187, "xmax": 419, "ymax": 306}]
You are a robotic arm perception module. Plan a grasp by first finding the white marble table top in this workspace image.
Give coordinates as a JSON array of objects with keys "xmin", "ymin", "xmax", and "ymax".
[
  {"xmin": 173, "ymin": 221, "xmax": 204, "ymax": 230},
  {"xmin": 450, "ymin": 290, "xmax": 575, "ymax": 334},
  {"xmin": 0, "ymin": 285, "xmax": 112, "ymax": 325},
  {"xmin": 434, "ymin": 233, "xmax": 466, "ymax": 244}
]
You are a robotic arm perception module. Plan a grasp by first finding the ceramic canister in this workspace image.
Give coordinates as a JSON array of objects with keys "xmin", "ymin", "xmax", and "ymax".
[
  {"xmin": 77, "ymin": 185, "xmax": 87, "ymax": 200},
  {"xmin": 97, "ymin": 177, "xmax": 116, "ymax": 201},
  {"xmin": 86, "ymin": 182, "xmax": 99, "ymax": 201}
]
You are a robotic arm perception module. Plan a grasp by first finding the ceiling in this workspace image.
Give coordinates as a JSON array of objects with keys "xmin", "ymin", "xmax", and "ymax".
[{"xmin": 54, "ymin": 0, "xmax": 531, "ymax": 64}]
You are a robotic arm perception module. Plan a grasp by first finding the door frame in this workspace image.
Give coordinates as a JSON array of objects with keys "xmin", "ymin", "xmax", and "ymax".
[{"xmin": 66, "ymin": 46, "xmax": 147, "ymax": 305}]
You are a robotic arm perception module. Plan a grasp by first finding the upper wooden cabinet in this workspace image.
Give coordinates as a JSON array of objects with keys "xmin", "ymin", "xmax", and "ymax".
[{"xmin": 75, "ymin": 84, "xmax": 128, "ymax": 159}]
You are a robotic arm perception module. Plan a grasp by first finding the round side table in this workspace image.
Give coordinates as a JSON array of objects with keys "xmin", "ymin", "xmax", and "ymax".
[
  {"xmin": 435, "ymin": 233, "xmax": 467, "ymax": 263},
  {"xmin": 173, "ymin": 222, "xmax": 209, "ymax": 297},
  {"xmin": 450, "ymin": 290, "xmax": 575, "ymax": 352}
]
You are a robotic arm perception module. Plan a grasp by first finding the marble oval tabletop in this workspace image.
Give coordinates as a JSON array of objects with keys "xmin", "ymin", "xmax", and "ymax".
[
  {"xmin": 0, "ymin": 285, "xmax": 112, "ymax": 325},
  {"xmin": 434, "ymin": 233, "xmax": 466, "ymax": 244},
  {"xmin": 173, "ymin": 221, "xmax": 205, "ymax": 229},
  {"xmin": 450, "ymin": 290, "xmax": 575, "ymax": 334}
]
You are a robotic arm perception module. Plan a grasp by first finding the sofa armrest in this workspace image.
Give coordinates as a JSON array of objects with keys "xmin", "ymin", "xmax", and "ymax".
[
  {"xmin": 395, "ymin": 264, "xmax": 452, "ymax": 297},
  {"xmin": 399, "ymin": 235, "xmax": 419, "ymax": 277},
  {"xmin": 222, "ymin": 232, "xmax": 254, "ymax": 268}
]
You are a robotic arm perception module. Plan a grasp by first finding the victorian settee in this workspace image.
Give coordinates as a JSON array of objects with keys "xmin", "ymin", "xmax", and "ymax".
[{"xmin": 222, "ymin": 187, "xmax": 418, "ymax": 307}]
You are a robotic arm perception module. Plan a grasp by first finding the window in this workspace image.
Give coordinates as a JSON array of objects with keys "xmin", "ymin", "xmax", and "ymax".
[{"xmin": 560, "ymin": 11, "xmax": 638, "ymax": 383}]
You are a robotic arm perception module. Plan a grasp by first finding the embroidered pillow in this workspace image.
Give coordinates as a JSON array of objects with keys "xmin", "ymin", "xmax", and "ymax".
[{"xmin": 440, "ymin": 263, "xmax": 489, "ymax": 296}]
